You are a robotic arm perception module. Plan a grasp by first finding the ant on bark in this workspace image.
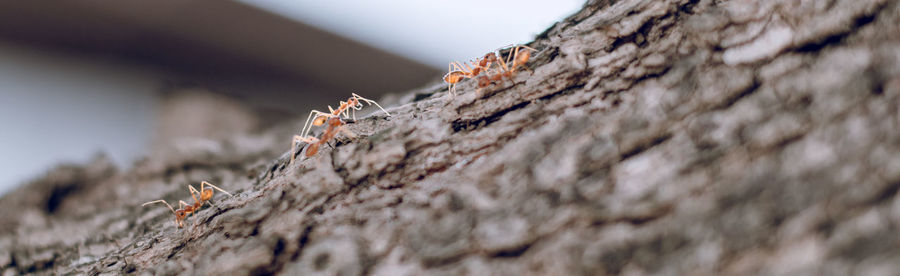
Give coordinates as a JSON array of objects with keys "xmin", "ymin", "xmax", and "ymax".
[
  {"xmin": 477, "ymin": 45, "xmax": 537, "ymax": 88},
  {"xmin": 142, "ymin": 181, "xmax": 232, "ymax": 228},
  {"xmin": 299, "ymin": 93, "xmax": 389, "ymax": 139},
  {"xmin": 445, "ymin": 44, "xmax": 537, "ymax": 95},
  {"xmin": 443, "ymin": 52, "xmax": 499, "ymax": 96},
  {"xmin": 291, "ymin": 116, "xmax": 348, "ymax": 163},
  {"xmin": 291, "ymin": 93, "xmax": 389, "ymax": 164}
]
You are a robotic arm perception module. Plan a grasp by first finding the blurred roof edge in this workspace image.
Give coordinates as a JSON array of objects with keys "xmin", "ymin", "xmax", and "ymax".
[{"xmin": 0, "ymin": 0, "xmax": 440, "ymax": 100}]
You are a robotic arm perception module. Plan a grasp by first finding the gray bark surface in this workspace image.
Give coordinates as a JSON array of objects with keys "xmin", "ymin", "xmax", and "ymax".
[{"xmin": 3, "ymin": 0, "xmax": 900, "ymax": 274}]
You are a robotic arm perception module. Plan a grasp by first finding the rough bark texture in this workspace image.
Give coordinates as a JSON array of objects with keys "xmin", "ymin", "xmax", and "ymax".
[{"xmin": 3, "ymin": 0, "xmax": 900, "ymax": 275}]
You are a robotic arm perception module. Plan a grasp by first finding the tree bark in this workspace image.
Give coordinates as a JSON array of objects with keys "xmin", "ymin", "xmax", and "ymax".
[{"xmin": 3, "ymin": 0, "xmax": 900, "ymax": 274}]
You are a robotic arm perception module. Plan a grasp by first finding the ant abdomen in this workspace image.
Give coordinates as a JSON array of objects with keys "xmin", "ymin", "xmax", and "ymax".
[
  {"xmin": 313, "ymin": 116, "xmax": 328, "ymax": 127},
  {"xmin": 306, "ymin": 143, "xmax": 320, "ymax": 157},
  {"xmin": 201, "ymin": 189, "xmax": 214, "ymax": 201}
]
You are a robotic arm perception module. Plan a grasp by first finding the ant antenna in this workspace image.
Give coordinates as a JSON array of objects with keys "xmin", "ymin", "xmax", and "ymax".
[
  {"xmin": 142, "ymin": 200, "xmax": 176, "ymax": 214},
  {"xmin": 142, "ymin": 200, "xmax": 184, "ymax": 228},
  {"xmin": 351, "ymin": 93, "xmax": 390, "ymax": 117}
]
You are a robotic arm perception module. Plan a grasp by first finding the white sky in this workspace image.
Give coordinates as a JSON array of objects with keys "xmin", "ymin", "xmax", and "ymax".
[
  {"xmin": 239, "ymin": 0, "xmax": 585, "ymax": 68},
  {"xmin": 0, "ymin": 44, "xmax": 158, "ymax": 194}
]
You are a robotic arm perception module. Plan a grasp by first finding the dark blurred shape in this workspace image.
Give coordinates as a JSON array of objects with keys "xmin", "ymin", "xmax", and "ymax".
[
  {"xmin": 0, "ymin": 0, "xmax": 439, "ymax": 112},
  {"xmin": 0, "ymin": 154, "xmax": 116, "ymax": 233}
]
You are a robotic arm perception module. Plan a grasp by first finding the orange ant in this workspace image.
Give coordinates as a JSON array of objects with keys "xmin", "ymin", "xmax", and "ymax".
[
  {"xmin": 291, "ymin": 116, "xmax": 346, "ymax": 163},
  {"xmin": 299, "ymin": 93, "xmax": 389, "ymax": 139},
  {"xmin": 443, "ymin": 52, "xmax": 498, "ymax": 96},
  {"xmin": 477, "ymin": 45, "xmax": 537, "ymax": 88},
  {"xmin": 291, "ymin": 93, "xmax": 387, "ymax": 164},
  {"xmin": 142, "ymin": 181, "xmax": 233, "ymax": 228},
  {"xmin": 505, "ymin": 45, "xmax": 536, "ymax": 73}
]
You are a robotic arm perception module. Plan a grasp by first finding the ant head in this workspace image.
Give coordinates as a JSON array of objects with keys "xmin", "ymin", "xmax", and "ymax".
[
  {"xmin": 348, "ymin": 97, "xmax": 360, "ymax": 107},
  {"xmin": 313, "ymin": 115, "xmax": 328, "ymax": 126},
  {"xmin": 201, "ymin": 188, "xmax": 214, "ymax": 201},
  {"xmin": 483, "ymin": 52, "xmax": 497, "ymax": 62},
  {"xmin": 175, "ymin": 210, "xmax": 187, "ymax": 220}
]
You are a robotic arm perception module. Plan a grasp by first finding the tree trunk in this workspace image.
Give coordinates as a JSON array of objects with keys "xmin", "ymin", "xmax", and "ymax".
[{"xmin": 3, "ymin": 0, "xmax": 900, "ymax": 274}]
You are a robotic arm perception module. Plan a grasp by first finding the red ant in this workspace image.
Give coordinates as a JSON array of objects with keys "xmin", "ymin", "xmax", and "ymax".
[
  {"xmin": 299, "ymin": 93, "xmax": 389, "ymax": 139},
  {"xmin": 477, "ymin": 45, "xmax": 537, "ymax": 88},
  {"xmin": 142, "ymin": 181, "xmax": 233, "ymax": 228},
  {"xmin": 291, "ymin": 116, "xmax": 346, "ymax": 163},
  {"xmin": 443, "ymin": 52, "xmax": 499, "ymax": 96},
  {"xmin": 291, "ymin": 93, "xmax": 388, "ymax": 164}
]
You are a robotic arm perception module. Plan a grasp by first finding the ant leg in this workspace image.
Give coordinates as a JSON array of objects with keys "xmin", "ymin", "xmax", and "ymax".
[
  {"xmin": 517, "ymin": 45, "xmax": 538, "ymax": 52},
  {"xmin": 300, "ymin": 110, "xmax": 319, "ymax": 139},
  {"xmin": 201, "ymin": 181, "xmax": 233, "ymax": 197},
  {"xmin": 494, "ymin": 44, "xmax": 515, "ymax": 53},
  {"xmin": 143, "ymin": 200, "xmax": 183, "ymax": 227},
  {"xmin": 331, "ymin": 104, "xmax": 350, "ymax": 120},
  {"xmin": 509, "ymin": 46, "xmax": 523, "ymax": 73},
  {"xmin": 451, "ymin": 61, "xmax": 473, "ymax": 76},
  {"xmin": 292, "ymin": 135, "xmax": 319, "ymax": 164},
  {"xmin": 512, "ymin": 45, "xmax": 537, "ymax": 67},
  {"xmin": 350, "ymin": 93, "xmax": 390, "ymax": 117},
  {"xmin": 513, "ymin": 45, "xmax": 521, "ymax": 63},
  {"xmin": 188, "ymin": 184, "xmax": 200, "ymax": 195},
  {"xmin": 340, "ymin": 103, "xmax": 353, "ymax": 120},
  {"xmin": 328, "ymin": 105, "xmax": 338, "ymax": 117},
  {"xmin": 494, "ymin": 50, "xmax": 510, "ymax": 73},
  {"xmin": 295, "ymin": 135, "xmax": 318, "ymax": 144},
  {"xmin": 292, "ymin": 135, "xmax": 317, "ymax": 164},
  {"xmin": 301, "ymin": 110, "xmax": 332, "ymax": 138},
  {"xmin": 178, "ymin": 200, "xmax": 191, "ymax": 211},
  {"xmin": 187, "ymin": 185, "xmax": 202, "ymax": 204},
  {"xmin": 450, "ymin": 61, "xmax": 464, "ymax": 72},
  {"xmin": 462, "ymin": 62, "xmax": 475, "ymax": 76}
]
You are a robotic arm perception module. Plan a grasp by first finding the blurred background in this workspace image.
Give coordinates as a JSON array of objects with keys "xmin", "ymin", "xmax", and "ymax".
[{"xmin": 0, "ymin": 0, "xmax": 584, "ymax": 195}]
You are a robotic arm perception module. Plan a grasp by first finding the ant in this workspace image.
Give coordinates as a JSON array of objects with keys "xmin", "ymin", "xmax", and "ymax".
[
  {"xmin": 142, "ymin": 181, "xmax": 233, "ymax": 228},
  {"xmin": 291, "ymin": 93, "xmax": 388, "ymax": 164},
  {"xmin": 477, "ymin": 45, "xmax": 537, "ymax": 88},
  {"xmin": 299, "ymin": 93, "xmax": 389, "ymax": 139},
  {"xmin": 443, "ymin": 52, "xmax": 499, "ymax": 96},
  {"xmin": 291, "ymin": 116, "xmax": 347, "ymax": 163}
]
